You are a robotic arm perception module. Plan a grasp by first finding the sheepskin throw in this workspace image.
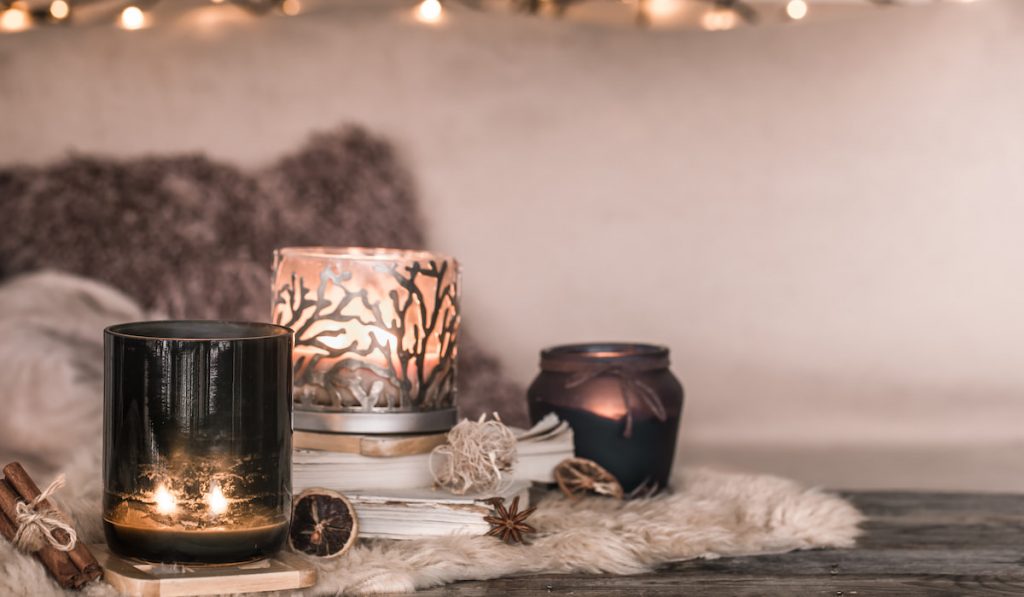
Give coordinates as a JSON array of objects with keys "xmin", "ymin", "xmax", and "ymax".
[
  {"xmin": 0, "ymin": 127, "xmax": 523, "ymax": 425},
  {"xmin": 0, "ymin": 272, "xmax": 863, "ymax": 596}
]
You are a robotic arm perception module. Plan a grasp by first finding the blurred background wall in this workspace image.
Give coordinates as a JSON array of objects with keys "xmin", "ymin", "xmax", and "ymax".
[{"xmin": 2, "ymin": 0, "xmax": 1022, "ymax": 490}]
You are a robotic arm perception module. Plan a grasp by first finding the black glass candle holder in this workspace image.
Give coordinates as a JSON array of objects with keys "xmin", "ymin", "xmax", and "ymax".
[
  {"xmin": 527, "ymin": 343, "xmax": 684, "ymax": 495},
  {"xmin": 103, "ymin": 321, "xmax": 293, "ymax": 564}
]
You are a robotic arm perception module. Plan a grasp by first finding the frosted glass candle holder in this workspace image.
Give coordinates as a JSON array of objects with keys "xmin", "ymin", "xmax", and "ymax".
[{"xmin": 272, "ymin": 247, "xmax": 461, "ymax": 434}]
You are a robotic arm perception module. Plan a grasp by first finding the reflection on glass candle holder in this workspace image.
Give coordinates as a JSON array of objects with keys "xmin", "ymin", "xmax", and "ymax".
[
  {"xmin": 527, "ymin": 343, "xmax": 684, "ymax": 495},
  {"xmin": 103, "ymin": 321, "xmax": 293, "ymax": 564},
  {"xmin": 272, "ymin": 247, "xmax": 461, "ymax": 434},
  {"xmin": 153, "ymin": 484, "xmax": 176, "ymax": 515},
  {"xmin": 207, "ymin": 482, "xmax": 229, "ymax": 516}
]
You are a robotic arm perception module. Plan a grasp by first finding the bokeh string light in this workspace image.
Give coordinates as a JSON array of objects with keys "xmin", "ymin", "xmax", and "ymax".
[
  {"xmin": 49, "ymin": 0, "xmax": 70, "ymax": 20},
  {"xmin": 415, "ymin": 0, "xmax": 443, "ymax": 24},
  {"xmin": 281, "ymin": 0, "xmax": 300, "ymax": 16},
  {"xmin": 0, "ymin": 1, "xmax": 31, "ymax": 33},
  {"xmin": 118, "ymin": 4, "xmax": 145, "ymax": 30},
  {"xmin": 700, "ymin": 4, "xmax": 739, "ymax": 31},
  {"xmin": 785, "ymin": 0, "xmax": 808, "ymax": 20},
  {"xmin": 0, "ymin": 0, "xmax": 304, "ymax": 32},
  {"xmin": 0, "ymin": 0, "xmax": 992, "ymax": 34}
]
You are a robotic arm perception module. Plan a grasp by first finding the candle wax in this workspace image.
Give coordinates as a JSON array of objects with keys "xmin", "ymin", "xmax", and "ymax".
[{"xmin": 104, "ymin": 500, "xmax": 287, "ymax": 564}]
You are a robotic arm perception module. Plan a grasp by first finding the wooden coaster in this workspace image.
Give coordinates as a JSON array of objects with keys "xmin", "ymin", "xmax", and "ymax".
[
  {"xmin": 294, "ymin": 430, "xmax": 447, "ymax": 456},
  {"xmin": 91, "ymin": 544, "xmax": 317, "ymax": 597}
]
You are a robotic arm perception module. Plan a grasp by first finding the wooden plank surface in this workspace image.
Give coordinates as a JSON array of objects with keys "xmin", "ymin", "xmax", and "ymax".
[{"xmin": 417, "ymin": 491, "xmax": 1024, "ymax": 596}]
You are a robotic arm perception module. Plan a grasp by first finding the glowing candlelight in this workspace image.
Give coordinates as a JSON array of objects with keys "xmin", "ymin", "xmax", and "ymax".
[
  {"xmin": 528, "ymin": 343, "xmax": 684, "ymax": 495},
  {"xmin": 585, "ymin": 386, "xmax": 629, "ymax": 420},
  {"xmin": 154, "ymin": 484, "xmax": 177, "ymax": 515},
  {"xmin": 207, "ymin": 483, "xmax": 229, "ymax": 516},
  {"xmin": 318, "ymin": 328, "xmax": 396, "ymax": 352},
  {"xmin": 273, "ymin": 247, "xmax": 461, "ymax": 432}
]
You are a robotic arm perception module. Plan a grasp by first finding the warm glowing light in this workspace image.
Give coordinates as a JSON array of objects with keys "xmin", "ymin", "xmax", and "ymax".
[
  {"xmin": 207, "ymin": 483, "xmax": 229, "ymax": 516},
  {"xmin": 154, "ymin": 484, "xmax": 177, "ymax": 515},
  {"xmin": 211, "ymin": 0, "xmax": 225, "ymax": 3},
  {"xmin": 281, "ymin": 0, "xmax": 300, "ymax": 16},
  {"xmin": 119, "ymin": 5, "xmax": 146, "ymax": 30},
  {"xmin": 320, "ymin": 329, "xmax": 395, "ymax": 350},
  {"xmin": 785, "ymin": 0, "xmax": 808, "ymax": 21},
  {"xmin": 645, "ymin": 0, "xmax": 681, "ymax": 21},
  {"xmin": 584, "ymin": 385, "xmax": 630, "ymax": 420},
  {"xmin": 0, "ymin": 6, "xmax": 30, "ymax": 32},
  {"xmin": 700, "ymin": 6, "xmax": 738, "ymax": 31},
  {"xmin": 415, "ymin": 0, "xmax": 443, "ymax": 25},
  {"xmin": 49, "ymin": 0, "xmax": 70, "ymax": 21},
  {"xmin": 186, "ymin": 4, "xmax": 252, "ymax": 30}
]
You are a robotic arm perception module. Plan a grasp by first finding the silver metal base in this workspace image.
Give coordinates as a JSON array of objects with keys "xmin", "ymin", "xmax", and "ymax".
[{"xmin": 294, "ymin": 408, "xmax": 458, "ymax": 434}]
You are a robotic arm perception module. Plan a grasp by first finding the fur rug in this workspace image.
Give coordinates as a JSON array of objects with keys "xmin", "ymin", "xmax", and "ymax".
[{"xmin": 0, "ymin": 272, "xmax": 864, "ymax": 595}]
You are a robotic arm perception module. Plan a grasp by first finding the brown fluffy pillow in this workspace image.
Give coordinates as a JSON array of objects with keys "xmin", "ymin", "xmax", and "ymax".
[{"xmin": 0, "ymin": 126, "xmax": 526, "ymax": 425}]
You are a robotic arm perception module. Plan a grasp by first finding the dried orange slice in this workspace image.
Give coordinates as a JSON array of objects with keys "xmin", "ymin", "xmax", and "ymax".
[
  {"xmin": 289, "ymin": 488, "xmax": 358, "ymax": 558},
  {"xmin": 553, "ymin": 458, "xmax": 624, "ymax": 500}
]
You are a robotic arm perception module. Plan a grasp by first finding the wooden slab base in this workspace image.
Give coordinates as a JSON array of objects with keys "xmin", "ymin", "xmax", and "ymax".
[{"xmin": 91, "ymin": 544, "xmax": 317, "ymax": 597}]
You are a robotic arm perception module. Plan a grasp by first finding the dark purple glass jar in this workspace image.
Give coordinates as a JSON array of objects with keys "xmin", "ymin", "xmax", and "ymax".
[{"xmin": 527, "ymin": 343, "xmax": 683, "ymax": 495}]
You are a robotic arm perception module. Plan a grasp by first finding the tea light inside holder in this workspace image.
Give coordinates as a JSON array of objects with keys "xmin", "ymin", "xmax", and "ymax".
[
  {"xmin": 103, "ymin": 321, "xmax": 293, "ymax": 564},
  {"xmin": 272, "ymin": 247, "xmax": 461, "ymax": 434}
]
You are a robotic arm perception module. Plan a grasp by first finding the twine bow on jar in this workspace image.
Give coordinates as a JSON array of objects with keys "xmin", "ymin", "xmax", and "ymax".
[
  {"xmin": 564, "ymin": 365, "xmax": 668, "ymax": 439},
  {"xmin": 12, "ymin": 474, "xmax": 78, "ymax": 553}
]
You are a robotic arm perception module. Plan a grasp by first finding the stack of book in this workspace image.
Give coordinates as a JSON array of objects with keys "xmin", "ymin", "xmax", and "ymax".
[
  {"xmin": 292, "ymin": 414, "xmax": 574, "ymax": 539},
  {"xmin": 344, "ymin": 482, "xmax": 532, "ymax": 539},
  {"xmin": 509, "ymin": 414, "xmax": 575, "ymax": 483}
]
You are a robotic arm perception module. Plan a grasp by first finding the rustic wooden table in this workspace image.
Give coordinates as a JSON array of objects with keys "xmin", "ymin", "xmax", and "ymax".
[{"xmin": 419, "ymin": 491, "xmax": 1024, "ymax": 595}]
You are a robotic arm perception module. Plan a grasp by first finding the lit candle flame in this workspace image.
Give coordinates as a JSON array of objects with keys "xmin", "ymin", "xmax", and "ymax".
[
  {"xmin": 154, "ymin": 484, "xmax": 177, "ymax": 515},
  {"xmin": 584, "ymin": 383, "xmax": 629, "ymax": 420},
  {"xmin": 207, "ymin": 483, "xmax": 229, "ymax": 516}
]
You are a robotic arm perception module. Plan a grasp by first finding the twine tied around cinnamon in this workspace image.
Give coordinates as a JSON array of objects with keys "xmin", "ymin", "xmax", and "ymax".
[
  {"xmin": 429, "ymin": 413, "xmax": 518, "ymax": 495},
  {"xmin": 11, "ymin": 474, "xmax": 77, "ymax": 553}
]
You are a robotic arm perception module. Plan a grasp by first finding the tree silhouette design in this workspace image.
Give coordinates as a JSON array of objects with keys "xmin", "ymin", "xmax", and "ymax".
[{"xmin": 273, "ymin": 257, "xmax": 459, "ymax": 412}]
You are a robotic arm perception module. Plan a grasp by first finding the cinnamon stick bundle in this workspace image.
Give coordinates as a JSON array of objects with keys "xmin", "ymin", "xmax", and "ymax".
[
  {"xmin": 2, "ymin": 462, "xmax": 102, "ymax": 582},
  {"xmin": 0, "ymin": 478, "xmax": 84, "ymax": 590}
]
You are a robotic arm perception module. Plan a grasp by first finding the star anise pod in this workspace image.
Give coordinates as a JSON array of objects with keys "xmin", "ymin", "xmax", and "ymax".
[{"xmin": 484, "ymin": 496, "xmax": 536, "ymax": 545}]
